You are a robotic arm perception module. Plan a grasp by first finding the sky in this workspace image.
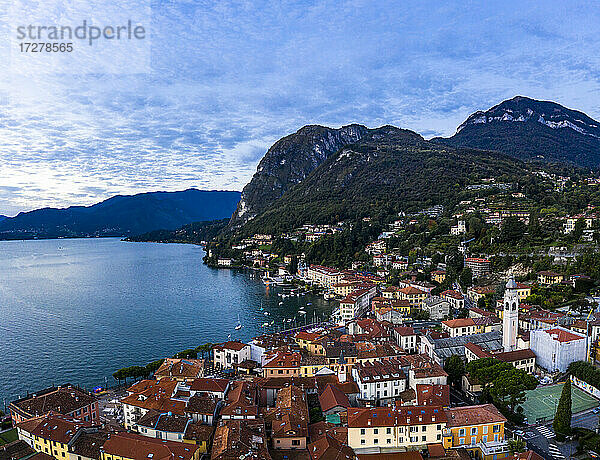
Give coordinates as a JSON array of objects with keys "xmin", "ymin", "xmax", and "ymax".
[{"xmin": 1, "ymin": 1, "xmax": 600, "ymax": 216}]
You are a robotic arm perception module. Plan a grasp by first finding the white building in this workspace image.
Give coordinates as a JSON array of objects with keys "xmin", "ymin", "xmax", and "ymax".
[
  {"xmin": 213, "ymin": 341, "xmax": 251, "ymax": 369},
  {"xmin": 352, "ymin": 359, "xmax": 407, "ymax": 403},
  {"xmin": 394, "ymin": 327, "xmax": 417, "ymax": 353},
  {"xmin": 423, "ymin": 296, "xmax": 450, "ymax": 320},
  {"xmin": 530, "ymin": 327, "xmax": 587, "ymax": 373}
]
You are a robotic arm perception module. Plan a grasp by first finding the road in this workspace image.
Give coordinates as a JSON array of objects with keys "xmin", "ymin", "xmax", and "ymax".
[{"xmin": 513, "ymin": 425, "xmax": 578, "ymax": 459}]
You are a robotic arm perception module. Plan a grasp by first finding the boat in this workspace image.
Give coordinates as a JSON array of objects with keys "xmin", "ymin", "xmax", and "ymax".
[
  {"xmin": 234, "ymin": 314, "xmax": 242, "ymax": 330},
  {"xmin": 299, "ymin": 310, "xmax": 306, "ymax": 315},
  {"xmin": 262, "ymin": 322, "xmax": 269, "ymax": 327},
  {"xmin": 264, "ymin": 311, "xmax": 270, "ymax": 316},
  {"xmin": 278, "ymin": 301, "xmax": 283, "ymax": 305}
]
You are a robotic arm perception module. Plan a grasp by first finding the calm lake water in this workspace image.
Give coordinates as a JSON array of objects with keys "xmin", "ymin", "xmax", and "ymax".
[{"xmin": 0, "ymin": 238, "xmax": 333, "ymax": 404}]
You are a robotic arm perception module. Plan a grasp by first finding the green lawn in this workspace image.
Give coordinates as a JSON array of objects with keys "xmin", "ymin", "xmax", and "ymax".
[
  {"xmin": 0, "ymin": 428, "xmax": 18, "ymax": 445},
  {"xmin": 522, "ymin": 383, "xmax": 599, "ymax": 425}
]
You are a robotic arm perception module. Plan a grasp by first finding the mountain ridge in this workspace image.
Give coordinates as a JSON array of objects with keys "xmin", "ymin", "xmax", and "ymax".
[
  {"xmin": 434, "ymin": 96, "xmax": 600, "ymax": 168},
  {"xmin": 230, "ymin": 123, "xmax": 370, "ymax": 226},
  {"xmin": 0, "ymin": 189, "xmax": 241, "ymax": 240}
]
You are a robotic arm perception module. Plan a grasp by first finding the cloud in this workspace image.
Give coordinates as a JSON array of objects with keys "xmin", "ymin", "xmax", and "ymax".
[{"xmin": 0, "ymin": 0, "xmax": 600, "ymax": 215}]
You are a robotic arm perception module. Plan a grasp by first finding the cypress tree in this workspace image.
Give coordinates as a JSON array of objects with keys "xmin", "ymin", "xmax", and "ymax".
[{"xmin": 553, "ymin": 379, "xmax": 572, "ymax": 438}]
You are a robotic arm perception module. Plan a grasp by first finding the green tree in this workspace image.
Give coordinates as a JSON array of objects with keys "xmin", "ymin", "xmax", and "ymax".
[
  {"xmin": 444, "ymin": 355, "xmax": 465, "ymax": 387},
  {"xmin": 553, "ymin": 379, "xmax": 572, "ymax": 439},
  {"xmin": 459, "ymin": 267, "xmax": 473, "ymax": 288},
  {"xmin": 499, "ymin": 216, "xmax": 526, "ymax": 244},
  {"xmin": 508, "ymin": 438, "xmax": 526, "ymax": 454}
]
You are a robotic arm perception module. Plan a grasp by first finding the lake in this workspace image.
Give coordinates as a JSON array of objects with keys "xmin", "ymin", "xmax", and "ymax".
[{"xmin": 0, "ymin": 238, "xmax": 333, "ymax": 405}]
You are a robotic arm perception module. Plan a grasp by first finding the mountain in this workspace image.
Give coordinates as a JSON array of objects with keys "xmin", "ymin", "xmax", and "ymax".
[
  {"xmin": 125, "ymin": 219, "xmax": 229, "ymax": 244},
  {"xmin": 230, "ymin": 124, "xmax": 369, "ymax": 226},
  {"xmin": 435, "ymin": 96, "xmax": 600, "ymax": 168},
  {"xmin": 0, "ymin": 189, "xmax": 241, "ymax": 240},
  {"xmin": 240, "ymin": 125, "xmax": 530, "ymax": 236}
]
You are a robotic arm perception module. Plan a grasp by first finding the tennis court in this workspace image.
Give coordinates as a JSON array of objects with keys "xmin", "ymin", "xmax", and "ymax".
[{"xmin": 522, "ymin": 383, "xmax": 599, "ymax": 425}]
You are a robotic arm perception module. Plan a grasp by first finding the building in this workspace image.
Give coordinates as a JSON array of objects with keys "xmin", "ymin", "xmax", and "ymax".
[
  {"xmin": 100, "ymin": 432, "xmax": 201, "ymax": 460},
  {"xmin": 211, "ymin": 419, "xmax": 270, "ymax": 459},
  {"xmin": 420, "ymin": 331, "xmax": 503, "ymax": 367},
  {"xmin": 154, "ymin": 358, "xmax": 204, "ymax": 382},
  {"xmin": 537, "ymin": 271, "xmax": 564, "ymax": 285},
  {"xmin": 352, "ymin": 359, "xmax": 407, "ymax": 403},
  {"xmin": 10, "ymin": 385, "xmax": 98, "ymax": 425},
  {"xmin": 262, "ymin": 352, "xmax": 301, "ymax": 378},
  {"xmin": 530, "ymin": 327, "xmax": 587, "ymax": 372},
  {"xmin": 443, "ymin": 404, "xmax": 507, "ymax": 458},
  {"xmin": 440, "ymin": 290, "xmax": 465, "ymax": 311},
  {"xmin": 464, "ymin": 343, "xmax": 536, "ymax": 373},
  {"xmin": 16, "ymin": 412, "xmax": 96, "ymax": 459},
  {"xmin": 441, "ymin": 318, "xmax": 477, "ymax": 338},
  {"xmin": 220, "ymin": 381, "xmax": 258, "ymax": 420},
  {"xmin": 347, "ymin": 406, "xmax": 447, "ymax": 452},
  {"xmin": 120, "ymin": 379, "xmax": 184, "ymax": 430},
  {"xmin": 265, "ymin": 385, "xmax": 309, "ymax": 450},
  {"xmin": 212, "ymin": 341, "xmax": 251, "ymax": 369},
  {"xmin": 502, "ymin": 279, "xmax": 519, "ymax": 352},
  {"xmin": 394, "ymin": 327, "xmax": 417, "ymax": 353},
  {"xmin": 399, "ymin": 287, "xmax": 429, "ymax": 309},
  {"xmin": 423, "ymin": 297, "xmax": 450, "ymax": 320},
  {"xmin": 135, "ymin": 411, "xmax": 191, "ymax": 442},
  {"xmin": 464, "ymin": 258, "xmax": 491, "ymax": 279},
  {"xmin": 431, "ymin": 270, "xmax": 447, "ymax": 284},
  {"xmin": 308, "ymin": 434, "xmax": 357, "ymax": 460}
]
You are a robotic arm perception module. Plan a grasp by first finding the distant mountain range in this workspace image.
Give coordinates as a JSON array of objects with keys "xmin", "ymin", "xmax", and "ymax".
[
  {"xmin": 0, "ymin": 189, "xmax": 241, "ymax": 240},
  {"xmin": 434, "ymin": 96, "xmax": 600, "ymax": 168}
]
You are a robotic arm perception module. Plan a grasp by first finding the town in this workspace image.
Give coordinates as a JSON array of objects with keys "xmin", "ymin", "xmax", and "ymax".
[{"xmin": 4, "ymin": 241, "xmax": 600, "ymax": 460}]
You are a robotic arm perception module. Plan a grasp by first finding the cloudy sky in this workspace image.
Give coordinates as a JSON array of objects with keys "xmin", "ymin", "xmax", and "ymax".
[{"xmin": 0, "ymin": 0, "xmax": 599, "ymax": 216}]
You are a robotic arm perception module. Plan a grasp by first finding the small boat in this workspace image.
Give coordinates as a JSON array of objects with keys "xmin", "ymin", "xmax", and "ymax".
[
  {"xmin": 299, "ymin": 310, "xmax": 306, "ymax": 315},
  {"xmin": 264, "ymin": 311, "xmax": 270, "ymax": 316},
  {"xmin": 234, "ymin": 314, "xmax": 242, "ymax": 330},
  {"xmin": 307, "ymin": 302, "xmax": 312, "ymax": 305},
  {"xmin": 278, "ymin": 301, "xmax": 283, "ymax": 305},
  {"xmin": 262, "ymin": 322, "xmax": 269, "ymax": 327}
]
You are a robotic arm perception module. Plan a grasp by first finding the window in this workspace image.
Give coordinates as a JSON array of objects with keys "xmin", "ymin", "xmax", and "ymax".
[
  {"xmin": 471, "ymin": 436, "xmax": 476, "ymax": 445},
  {"xmin": 422, "ymin": 426, "xmax": 426, "ymax": 432},
  {"xmin": 386, "ymin": 428, "xmax": 391, "ymax": 434},
  {"xmin": 374, "ymin": 429, "xmax": 378, "ymax": 434},
  {"xmin": 387, "ymin": 439, "xmax": 391, "ymax": 444},
  {"xmin": 459, "ymin": 428, "xmax": 465, "ymax": 436},
  {"xmin": 292, "ymin": 440, "xmax": 300, "ymax": 446},
  {"xmin": 483, "ymin": 426, "xmax": 488, "ymax": 434},
  {"xmin": 373, "ymin": 439, "xmax": 378, "ymax": 444},
  {"xmin": 361, "ymin": 440, "xmax": 365, "ymax": 445},
  {"xmin": 360, "ymin": 429, "xmax": 365, "ymax": 435},
  {"xmin": 422, "ymin": 436, "xmax": 426, "ymax": 441},
  {"xmin": 471, "ymin": 427, "xmax": 477, "ymax": 435}
]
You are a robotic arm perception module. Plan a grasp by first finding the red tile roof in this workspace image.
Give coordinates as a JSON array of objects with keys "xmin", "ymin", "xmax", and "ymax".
[
  {"xmin": 543, "ymin": 328, "xmax": 585, "ymax": 343},
  {"xmin": 318, "ymin": 384, "xmax": 351, "ymax": 413}
]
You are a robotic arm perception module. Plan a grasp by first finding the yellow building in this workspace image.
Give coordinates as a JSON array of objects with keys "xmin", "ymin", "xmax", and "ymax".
[
  {"xmin": 399, "ymin": 286, "xmax": 428, "ymax": 309},
  {"xmin": 443, "ymin": 404, "xmax": 508, "ymax": 460},
  {"xmin": 17, "ymin": 412, "xmax": 95, "ymax": 460},
  {"xmin": 101, "ymin": 432, "xmax": 200, "ymax": 460},
  {"xmin": 431, "ymin": 270, "xmax": 447, "ymax": 284},
  {"xmin": 537, "ymin": 271, "xmax": 564, "ymax": 285},
  {"xmin": 515, "ymin": 282, "xmax": 531, "ymax": 300}
]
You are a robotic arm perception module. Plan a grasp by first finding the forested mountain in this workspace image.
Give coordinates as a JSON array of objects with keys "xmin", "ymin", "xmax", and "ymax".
[
  {"xmin": 435, "ymin": 96, "xmax": 600, "ymax": 168},
  {"xmin": 125, "ymin": 219, "xmax": 229, "ymax": 244},
  {"xmin": 0, "ymin": 189, "xmax": 241, "ymax": 240},
  {"xmin": 230, "ymin": 124, "xmax": 369, "ymax": 226},
  {"xmin": 238, "ymin": 126, "xmax": 531, "ymax": 235}
]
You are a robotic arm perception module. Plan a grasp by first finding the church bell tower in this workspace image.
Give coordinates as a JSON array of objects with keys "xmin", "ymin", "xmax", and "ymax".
[{"xmin": 503, "ymin": 278, "xmax": 519, "ymax": 352}]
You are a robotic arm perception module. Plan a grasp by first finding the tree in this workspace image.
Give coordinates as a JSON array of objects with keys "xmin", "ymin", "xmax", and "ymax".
[
  {"xmin": 444, "ymin": 355, "xmax": 465, "ymax": 387},
  {"xmin": 499, "ymin": 216, "xmax": 526, "ymax": 244},
  {"xmin": 553, "ymin": 379, "xmax": 572, "ymax": 439},
  {"xmin": 508, "ymin": 438, "xmax": 526, "ymax": 454},
  {"xmin": 459, "ymin": 267, "xmax": 473, "ymax": 288}
]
